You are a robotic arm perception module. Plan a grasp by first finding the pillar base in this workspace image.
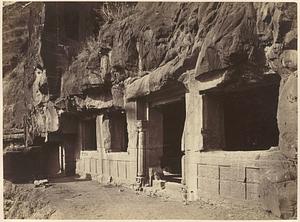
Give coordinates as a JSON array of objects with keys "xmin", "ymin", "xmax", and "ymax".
[{"xmin": 136, "ymin": 176, "xmax": 146, "ymax": 188}]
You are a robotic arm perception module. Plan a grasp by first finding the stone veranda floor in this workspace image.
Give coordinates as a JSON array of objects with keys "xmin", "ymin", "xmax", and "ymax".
[{"xmin": 4, "ymin": 176, "xmax": 279, "ymax": 220}]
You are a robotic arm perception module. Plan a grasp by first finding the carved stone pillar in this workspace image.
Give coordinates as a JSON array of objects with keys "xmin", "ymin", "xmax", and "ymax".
[{"xmin": 136, "ymin": 120, "xmax": 147, "ymax": 187}]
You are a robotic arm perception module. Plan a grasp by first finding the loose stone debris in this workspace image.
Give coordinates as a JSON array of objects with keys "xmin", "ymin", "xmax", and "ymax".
[{"xmin": 34, "ymin": 179, "xmax": 50, "ymax": 188}]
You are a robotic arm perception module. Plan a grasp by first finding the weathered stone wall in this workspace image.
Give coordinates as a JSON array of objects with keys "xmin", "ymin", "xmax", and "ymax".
[
  {"xmin": 277, "ymin": 72, "xmax": 297, "ymax": 159},
  {"xmin": 190, "ymin": 151, "xmax": 284, "ymax": 199},
  {"xmin": 74, "ymin": 101, "xmax": 138, "ymax": 185}
]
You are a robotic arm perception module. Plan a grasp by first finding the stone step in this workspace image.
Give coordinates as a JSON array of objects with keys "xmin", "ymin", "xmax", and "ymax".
[
  {"xmin": 143, "ymin": 182, "xmax": 184, "ymax": 201},
  {"xmin": 165, "ymin": 181, "xmax": 183, "ymax": 191},
  {"xmin": 163, "ymin": 182, "xmax": 184, "ymax": 200}
]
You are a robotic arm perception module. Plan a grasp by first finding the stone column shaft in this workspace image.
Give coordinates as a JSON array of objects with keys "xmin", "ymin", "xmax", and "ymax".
[{"xmin": 136, "ymin": 120, "xmax": 147, "ymax": 186}]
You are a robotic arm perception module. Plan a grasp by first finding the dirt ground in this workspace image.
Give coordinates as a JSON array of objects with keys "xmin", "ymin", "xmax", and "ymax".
[{"xmin": 4, "ymin": 176, "xmax": 279, "ymax": 220}]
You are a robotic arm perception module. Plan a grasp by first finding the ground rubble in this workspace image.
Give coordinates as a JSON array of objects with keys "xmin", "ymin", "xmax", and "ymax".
[
  {"xmin": 4, "ymin": 178, "xmax": 280, "ymax": 220},
  {"xmin": 4, "ymin": 180, "xmax": 56, "ymax": 219}
]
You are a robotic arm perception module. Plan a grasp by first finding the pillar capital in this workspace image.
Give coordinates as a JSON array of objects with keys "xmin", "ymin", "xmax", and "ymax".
[{"xmin": 136, "ymin": 120, "xmax": 148, "ymax": 131}]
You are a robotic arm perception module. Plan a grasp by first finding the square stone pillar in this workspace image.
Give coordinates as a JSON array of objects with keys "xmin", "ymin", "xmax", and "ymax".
[
  {"xmin": 184, "ymin": 93, "xmax": 204, "ymax": 152},
  {"xmin": 184, "ymin": 92, "xmax": 204, "ymax": 194}
]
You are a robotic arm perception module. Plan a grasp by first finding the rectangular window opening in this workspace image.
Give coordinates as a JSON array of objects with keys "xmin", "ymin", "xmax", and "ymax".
[
  {"xmin": 223, "ymin": 85, "xmax": 279, "ymax": 151},
  {"xmin": 82, "ymin": 118, "xmax": 97, "ymax": 151},
  {"xmin": 203, "ymin": 84, "xmax": 280, "ymax": 151},
  {"xmin": 109, "ymin": 110, "xmax": 129, "ymax": 152}
]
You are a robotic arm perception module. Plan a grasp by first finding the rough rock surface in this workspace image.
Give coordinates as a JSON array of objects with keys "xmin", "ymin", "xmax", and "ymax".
[
  {"xmin": 4, "ymin": 180, "xmax": 55, "ymax": 219},
  {"xmin": 4, "ymin": 2, "xmax": 296, "ymax": 137},
  {"xmin": 3, "ymin": 2, "xmax": 45, "ymax": 136},
  {"xmin": 277, "ymin": 72, "xmax": 297, "ymax": 159},
  {"xmin": 258, "ymin": 152, "xmax": 297, "ymax": 218},
  {"xmin": 195, "ymin": 3, "xmax": 259, "ymax": 78}
]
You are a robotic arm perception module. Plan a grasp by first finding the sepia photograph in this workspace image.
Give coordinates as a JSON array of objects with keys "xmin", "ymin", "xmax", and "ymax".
[{"xmin": 2, "ymin": 0, "xmax": 298, "ymax": 220}]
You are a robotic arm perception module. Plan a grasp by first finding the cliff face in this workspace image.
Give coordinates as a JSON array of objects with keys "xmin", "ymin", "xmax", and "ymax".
[
  {"xmin": 3, "ymin": 1, "xmax": 297, "ymax": 159},
  {"xmin": 58, "ymin": 2, "xmax": 297, "ymax": 157},
  {"xmin": 3, "ymin": 2, "xmax": 44, "ymax": 136}
]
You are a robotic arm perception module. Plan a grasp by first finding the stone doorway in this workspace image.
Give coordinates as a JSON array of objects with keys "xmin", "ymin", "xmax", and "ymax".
[{"xmin": 160, "ymin": 99, "xmax": 185, "ymax": 183}]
